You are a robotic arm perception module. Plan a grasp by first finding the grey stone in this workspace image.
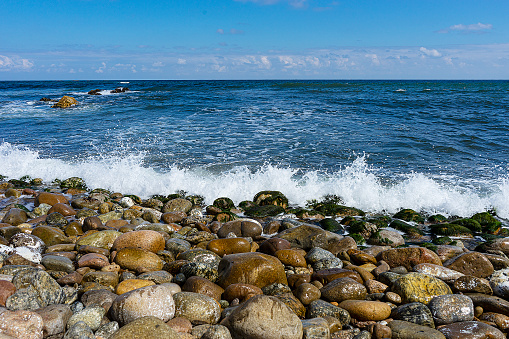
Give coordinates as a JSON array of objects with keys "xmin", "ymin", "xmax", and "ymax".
[
  {"xmin": 301, "ymin": 318, "xmax": 330, "ymax": 339},
  {"xmin": 66, "ymin": 306, "xmax": 106, "ymax": 331},
  {"xmin": 391, "ymin": 302, "xmax": 435, "ymax": 328},
  {"xmin": 63, "ymin": 321, "xmax": 95, "ymax": 339},
  {"xmin": 306, "ymin": 299, "xmax": 350, "ymax": 326},
  {"xmin": 35, "ymin": 304, "xmax": 72, "ymax": 338},
  {"xmin": 173, "ymin": 292, "xmax": 221, "ymax": 325},
  {"xmin": 41, "ymin": 255, "xmax": 75, "ymax": 273},
  {"xmin": 427, "ymin": 294, "xmax": 474, "ymax": 325},
  {"xmin": 388, "ymin": 320, "xmax": 446, "ymax": 339}
]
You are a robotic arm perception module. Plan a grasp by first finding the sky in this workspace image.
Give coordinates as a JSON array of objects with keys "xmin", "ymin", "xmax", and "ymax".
[{"xmin": 1, "ymin": 0, "xmax": 508, "ymax": 80}]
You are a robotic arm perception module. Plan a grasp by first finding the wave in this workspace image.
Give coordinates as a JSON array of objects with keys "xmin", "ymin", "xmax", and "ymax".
[{"xmin": 0, "ymin": 142, "xmax": 507, "ymax": 219}]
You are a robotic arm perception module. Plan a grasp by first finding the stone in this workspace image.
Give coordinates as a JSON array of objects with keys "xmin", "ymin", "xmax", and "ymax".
[
  {"xmin": 34, "ymin": 192, "xmax": 68, "ymax": 207},
  {"xmin": 294, "ymin": 283, "xmax": 321, "ymax": 306},
  {"xmin": 391, "ymin": 272, "xmax": 452, "ymax": 304},
  {"xmin": 0, "ymin": 309, "xmax": 43, "ymax": 339},
  {"xmin": 7, "ymin": 269, "xmax": 63, "ymax": 310},
  {"xmin": 320, "ymin": 277, "xmax": 367, "ymax": 303},
  {"xmin": 137, "ymin": 270, "xmax": 173, "ymax": 284},
  {"xmin": 1, "ymin": 208, "xmax": 28, "ymax": 226},
  {"xmin": 78, "ymin": 252, "xmax": 110, "ymax": 269},
  {"xmin": 207, "ymin": 238, "xmax": 252, "ymax": 257},
  {"xmin": 48, "ymin": 203, "xmax": 76, "ymax": 217},
  {"xmin": 388, "ymin": 320, "xmax": 446, "ymax": 339},
  {"xmin": 0, "ymin": 281, "xmax": 16, "ymax": 306},
  {"xmin": 114, "ymin": 247, "xmax": 164, "ymax": 274},
  {"xmin": 167, "ymin": 317, "xmax": 192, "ymax": 333},
  {"xmin": 31, "ymin": 226, "xmax": 71, "ymax": 247},
  {"xmin": 110, "ymin": 284, "xmax": 176, "ymax": 325},
  {"xmin": 111, "ymin": 230, "xmax": 165, "ymax": 253},
  {"xmin": 63, "ymin": 321, "xmax": 95, "ymax": 339},
  {"xmin": 217, "ymin": 219, "xmax": 263, "ymax": 238},
  {"xmin": 301, "ymin": 317, "xmax": 330, "ymax": 339},
  {"xmin": 479, "ymin": 312, "xmax": 509, "ymax": 331},
  {"xmin": 427, "ymin": 294, "xmax": 474, "ymax": 325},
  {"xmin": 258, "ymin": 238, "xmax": 291, "ymax": 256},
  {"xmin": 216, "ymin": 252, "xmax": 287, "ymax": 289},
  {"xmin": 276, "ymin": 224, "xmax": 345, "ymax": 254},
  {"xmin": 376, "ymin": 247, "xmax": 442, "ymax": 270},
  {"xmin": 80, "ymin": 289, "xmax": 117, "ymax": 312},
  {"xmin": 177, "ymin": 248, "xmax": 221, "ymax": 266},
  {"xmin": 275, "ymin": 249, "xmax": 307, "ymax": 267},
  {"xmin": 35, "ymin": 304, "xmax": 72, "ymax": 338},
  {"xmin": 275, "ymin": 292, "xmax": 306, "ymax": 318},
  {"xmin": 338, "ymin": 300, "xmax": 391, "ymax": 321},
  {"xmin": 467, "ymin": 294, "xmax": 509, "ymax": 317},
  {"xmin": 9, "ymin": 233, "xmax": 46, "ymax": 254},
  {"xmin": 110, "ymin": 316, "xmax": 180, "ymax": 339},
  {"xmin": 484, "ymin": 253, "xmax": 509, "ymax": 270},
  {"xmin": 453, "ymin": 275, "xmax": 493, "ymax": 294},
  {"xmin": 163, "ymin": 198, "xmax": 192, "ymax": 213},
  {"xmin": 161, "ymin": 211, "xmax": 187, "ymax": 224},
  {"xmin": 76, "ymin": 230, "xmax": 121, "ymax": 250},
  {"xmin": 52, "ymin": 96, "xmax": 78, "ymax": 108},
  {"xmin": 71, "ymin": 197, "xmax": 101, "ymax": 210},
  {"xmin": 413, "ymin": 263, "xmax": 464, "ymax": 282},
  {"xmin": 367, "ymin": 229, "xmax": 405, "ymax": 247},
  {"xmin": 41, "ymin": 255, "xmax": 75, "ymax": 273},
  {"xmin": 173, "ymin": 292, "xmax": 221, "ymax": 325},
  {"xmin": 66, "ymin": 306, "xmax": 106, "ymax": 331},
  {"xmin": 365, "ymin": 279, "xmax": 388, "ymax": 294},
  {"xmin": 306, "ymin": 299, "xmax": 350, "ymax": 326},
  {"xmin": 438, "ymin": 321, "xmax": 505, "ymax": 339},
  {"xmin": 181, "ymin": 262, "xmax": 219, "ymax": 282},
  {"xmin": 223, "ymin": 283, "xmax": 263, "ymax": 303},
  {"xmin": 312, "ymin": 268, "xmax": 363, "ymax": 285},
  {"xmin": 489, "ymin": 268, "xmax": 509, "ymax": 299},
  {"xmin": 95, "ymin": 321, "xmax": 120, "ymax": 339},
  {"xmin": 82, "ymin": 271, "xmax": 119, "ymax": 289},
  {"xmin": 444, "ymin": 252, "xmax": 494, "ymax": 278},
  {"xmin": 115, "ymin": 279, "xmax": 155, "ymax": 295},
  {"xmin": 182, "ymin": 275, "xmax": 223, "ymax": 300},
  {"xmin": 224, "ymin": 295, "xmax": 303, "ymax": 339}
]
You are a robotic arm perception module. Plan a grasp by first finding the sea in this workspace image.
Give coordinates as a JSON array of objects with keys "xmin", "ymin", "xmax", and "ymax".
[{"xmin": 0, "ymin": 80, "xmax": 508, "ymax": 220}]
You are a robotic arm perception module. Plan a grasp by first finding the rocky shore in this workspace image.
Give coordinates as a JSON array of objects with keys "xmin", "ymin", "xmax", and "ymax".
[{"xmin": 0, "ymin": 176, "xmax": 508, "ymax": 339}]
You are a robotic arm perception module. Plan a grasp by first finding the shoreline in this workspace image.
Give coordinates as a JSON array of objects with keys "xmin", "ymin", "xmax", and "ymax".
[{"xmin": 0, "ymin": 176, "xmax": 508, "ymax": 337}]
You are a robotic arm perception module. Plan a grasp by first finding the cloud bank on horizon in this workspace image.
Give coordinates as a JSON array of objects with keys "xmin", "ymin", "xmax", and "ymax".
[{"xmin": 0, "ymin": 0, "xmax": 507, "ymax": 79}]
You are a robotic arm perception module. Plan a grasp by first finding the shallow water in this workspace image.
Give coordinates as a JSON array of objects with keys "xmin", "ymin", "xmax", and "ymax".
[{"xmin": 0, "ymin": 80, "xmax": 507, "ymax": 218}]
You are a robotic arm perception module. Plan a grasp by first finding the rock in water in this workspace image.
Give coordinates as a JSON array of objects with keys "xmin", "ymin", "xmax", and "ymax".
[{"xmin": 52, "ymin": 96, "xmax": 78, "ymax": 108}]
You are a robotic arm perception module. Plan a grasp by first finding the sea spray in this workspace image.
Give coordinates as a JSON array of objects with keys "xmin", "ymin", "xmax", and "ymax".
[{"xmin": 1, "ymin": 142, "xmax": 507, "ymax": 219}]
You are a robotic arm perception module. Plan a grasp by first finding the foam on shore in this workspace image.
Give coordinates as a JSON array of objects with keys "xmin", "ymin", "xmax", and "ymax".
[{"xmin": 0, "ymin": 142, "xmax": 507, "ymax": 219}]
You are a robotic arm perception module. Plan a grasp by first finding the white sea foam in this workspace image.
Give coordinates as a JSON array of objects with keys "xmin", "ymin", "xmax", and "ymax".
[{"xmin": 0, "ymin": 142, "xmax": 507, "ymax": 219}]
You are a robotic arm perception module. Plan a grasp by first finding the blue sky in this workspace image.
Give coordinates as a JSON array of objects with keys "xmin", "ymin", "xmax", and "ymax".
[{"xmin": 1, "ymin": 0, "xmax": 508, "ymax": 79}]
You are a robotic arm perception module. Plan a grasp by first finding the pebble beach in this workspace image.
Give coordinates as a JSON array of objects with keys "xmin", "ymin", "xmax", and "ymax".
[{"xmin": 0, "ymin": 176, "xmax": 508, "ymax": 339}]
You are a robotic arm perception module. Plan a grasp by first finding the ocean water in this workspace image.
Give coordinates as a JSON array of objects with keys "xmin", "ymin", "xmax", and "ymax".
[{"xmin": 0, "ymin": 80, "xmax": 508, "ymax": 219}]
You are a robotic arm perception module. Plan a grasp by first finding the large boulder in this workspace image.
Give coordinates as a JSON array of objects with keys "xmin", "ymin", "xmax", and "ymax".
[
  {"xmin": 52, "ymin": 96, "xmax": 78, "ymax": 108},
  {"xmin": 376, "ymin": 247, "xmax": 442, "ymax": 270}
]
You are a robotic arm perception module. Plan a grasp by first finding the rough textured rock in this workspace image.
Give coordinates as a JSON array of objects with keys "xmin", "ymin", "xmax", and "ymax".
[
  {"xmin": 427, "ymin": 294, "xmax": 474, "ymax": 325},
  {"xmin": 306, "ymin": 299, "xmax": 350, "ymax": 326},
  {"xmin": 216, "ymin": 252, "xmax": 287, "ymax": 289},
  {"xmin": 173, "ymin": 292, "xmax": 221, "ymax": 325},
  {"xmin": 52, "ymin": 96, "xmax": 78, "ymax": 108},
  {"xmin": 389, "ymin": 320, "xmax": 446, "ymax": 339},
  {"xmin": 0, "ymin": 309, "xmax": 44, "ymax": 339},
  {"xmin": 413, "ymin": 263, "xmax": 464, "ymax": 282},
  {"xmin": 453, "ymin": 276, "xmax": 493, "ymax": 294},
  {"xmin": 391, "ymin": 272, "xmax": 452, "ymax": 305},
  {"xmin": 66, "ymin": 306, "xmax": 106, "ymax": 331},
  {"xmin": 301, "ymin": 317, "xmax": 330, "ymax": 339},
  {"xmin": 376, "ymin": 247, "xmax": 442, "ymax": 270},
  {"xmin": 35, "ymin": 304, "xmax": 72, "ymax": 338},
  {"xmin": 7, "ymin": 269, "xmax": 63, "ymax": 310},
  {"xmin": 110, "ymin": 284, "xmax": 176, "ymax": 325},
  {"xmin": 110, "ymin": 316, "xmax": 180, "ymax": 339},
  {"xmin": 467, "ymin": 294, "xmax": 509, "ymax": 317},
  {"xmin": 224, "ymin": 295, "xmax": 303, "ymax": 339},
  {"xmin": 391, "ymin": 302, "xmax": 435, "ymax": 328},
  {"xmin": 489, "ymin": 268, "xmax": 509, "ymax": 299}
]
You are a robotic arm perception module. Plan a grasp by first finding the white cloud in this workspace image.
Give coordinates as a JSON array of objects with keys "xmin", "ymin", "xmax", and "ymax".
[
  {"xmin": 438, "ymin": 22, "xmax": 493, "ymax": 34},
  {"xmin": 152, "ymin": 61, "xmax": 164, "ymax": 67},
  {"xmin": 95, "ymin": 62, "xmax": 106, "ymax": 73},
  {"xmin": 177, "ymin": 58, "xmax": 187, "ymax": 65},
  {"xmin": 216, "ymin": 29, "xmax": 225, "ymax": 35},
  {"xmin": 420, "ymin": 47, "xmax": 442, "ymax": 57},
  {"xmin": 0, "ymin": 55, "xmax": 34, "ymax": 71},
  {"xmin": 365, "ymin": 54, "xmax": 380, "ymax": 66},
  {"xmin": 260, "ymin": 56, "xmax": 271, "ymax": 69}
]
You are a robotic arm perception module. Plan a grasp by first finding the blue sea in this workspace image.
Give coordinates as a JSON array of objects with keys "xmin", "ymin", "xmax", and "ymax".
[{"xmin": 0, "ymin": 80, "xmax": 508, "ymax": 219}]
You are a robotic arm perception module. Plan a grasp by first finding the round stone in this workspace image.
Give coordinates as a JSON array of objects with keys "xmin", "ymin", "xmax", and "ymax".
[
  {"xmin": 114, "ymin": 247, "xmax": 164, "ymax": 274},
  {"xmin": 173, "ymin": 292, "xmax": 221, "ymax": 325},
  {"xmin": 427, "ymin": 294, "xmax": 474, "ymax": 325},
  {"xmin": 293, "ymin": 283, "xmax": 321, "ymax": 306},
  {"xmin": 206, "ymin": 238, "xmax": 251, "ymax": 257},
  {"xmin": 111, "ymin": 230, "xmax": 165, "ymax": 253},
  {"xmin": 115, "ymin": 279, "xmax": 155, "ymax": 295},
  {"xmin": 391, "ymin": 272, "xmax": 452, "ymax": 304},
  {"xmin": 320, "ymin": 277, "xmax": 367, "ymax": 303},
  {"xmin": 338, "ymin": 300, "xmax": 392, "ymax": 321}
]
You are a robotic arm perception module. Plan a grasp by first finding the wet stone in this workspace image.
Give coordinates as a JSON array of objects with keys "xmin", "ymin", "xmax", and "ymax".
[
  {"xmin": 41, "ymin": 254, "xmax": 75, "ymax": 273},
  {"xmin": 320, "ymin": 277, "xmax": 367, "ymax": 303},
  {"xmin": 306, "ymin": 299, "xmax": 351, "ymax": 326},
  {"xmin": 391, "ymin": 302, "xmax": 435, "ymax": 328},
  {"xmin": 391, "ymin": 272, "xmax": 452, "ymax": 305},
  {"xmin": 173, "ymin": 292, "xmax": 221, "ymax": 325},
  {"xmin": 35, "ymin": 304, "xmax": 72, "ymax": 338},
  {"xmin": 66, "ymin": 306, "xmax": 106, "ymax": 331},
  {"xmin": 302, "ymin": 317, "xmax": 331, "ymax": 339},
  {"xmin": 438, "ymin": 321, "xmax": 505, "ymax": 339},
  {"xmin": 452, "ymin": 275, "xmax": 493, "ymax": 294},
  {"xmin": 7, "ymin": 269, "xmax": 63, "ymax": 310},
  {"xmin": 427, "ymin": 294, "xmax": 474, "ymax": 325},
  {"xmin": 388, "ymin": 320, "xmax": 445, "ymax": 339},
  {"xmin": 63, "ymin": 321, "xmax": 95, "ymax": 339}
]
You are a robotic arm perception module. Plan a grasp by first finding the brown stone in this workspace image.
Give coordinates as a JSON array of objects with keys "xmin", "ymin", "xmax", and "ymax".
[
  {"xmin": 453, "ymin": 276, "xmax": 493, "ymax": 294},
  {"xmin": 114, "ymin": 247, "xmax": 165, "ymax": 274},
  {"xmin": 82, "ymin": 271, "xmax": 119, "ymax": 289},
  {"xmin": 0, "ymin": 280, "xmax": 16, "ymax": 306},
  {"xmin": 320, "ymin": 277, "xmax": 367, "ymax": 303},
  {"xmin": 312, "ymin": 268, "xmax": 363, "ymax": 285},
  {"xmin": 1, "ymin": 208, "xmax": 28, "ymax": 226},
  {"xmin": 258, "ymin": 237, "xmax": 291, "ymax": 256},
  {"xmin": 216, "ymin": 252, "xmax": 288, "ymax": 289},
  {"xmin": 78, "ymin": 252, "xmax": 110, "ymax": 269},
  {"xmin": 206, "ymin": 238, "xmax": 251, "ymax": 257},
  {"xmin": 111, "ymin": 230, "xmax": 165, "ymax": 253},
  {"xmin": 339, "ymin": 300, "xmax": 391, "ymax": 321},
  {"xmin": 182, "ymin": 276, "xmax": 224, "ymax": 301},
  {"xmin": 47, "ymin": 203, "xmax": 76, "ymax": 216},
  {"xmin": 222, "ymin": 283, "xmax": 263, "ymax": 303},
  {"xmin": 115, "ymin": 279, "xmax": 156, "ymax": 295},
  {"xmin": 31, "ymin": 226, "xmax": 71, "ymax": 246},
  {"xmin": 106, "ymin": 219, "xmax": 129, "ymax": 229},
  {"xmin": 347, "ymin": 249, "xmax": 377, "ymax": 265},
  {"xmin": 161, "ymin": 211, "xmax": 187, "ymax": 224},
  {"xmin": 0, "ymin": 309, "xmax": 44, "ymax": 339},
  {"xmin": 444, "ymin": 252, "xmax": 494, "ymax": 278},
  {"xmin": 217, "ymin": 218, "xmax": 262, "ymax": 238},
  {"xmin": 52, "ymin": 95, "xmax": 78, "ymax": 108},
  {"xmin": 57, "ymin": 271, "xmax": 83, "ymax": 285},
  {"xmin": 293, "ymin": 282, "xmax": 321, "ymax": 306},
  {"xmin": 276, "ymin": 224, "xmax": 346, "ymax": 254},
  {"xmin": 438, "ymin": 321, "xmax": 505, "ymax": 339},
  {"xmin": 34, "ymin": 192, "xmax": 68, "ymax": 207},
  {"xmin": 275, "ymin": 249, "xmax": 307, "ymax": 267},
  {"xmin": 82, "ymin": 216, "xmax": 104, "ymax": 232},
  {"xmin": 376, "ymin": 247, "xmax": 442, "ymax": 270},
  {"xmin": 166, "ymin": 317, "xmax": 192, "ymax": 334},
  {"xmin": 479, "ymin": 312, "xmax": 509, "ymax": 331},
  {"xmin": 365, "ymin": 279, "xmax": 388, "ymax": 294},
  {"xmin": 287, "ymin": 273, "xmax": 311, "ymax": 289}
]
